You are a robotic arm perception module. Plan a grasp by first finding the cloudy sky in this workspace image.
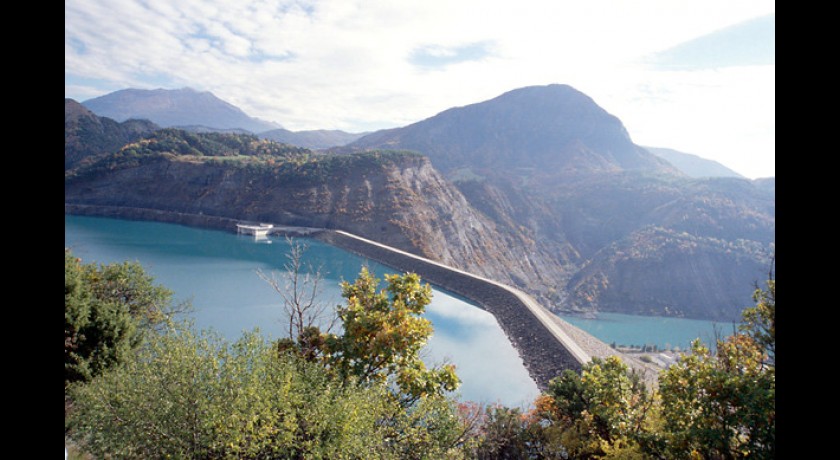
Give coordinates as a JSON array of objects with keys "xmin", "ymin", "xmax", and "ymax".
[{"xmin": 65, "ymin": 0, "xmax": 775, "ymax": 178}]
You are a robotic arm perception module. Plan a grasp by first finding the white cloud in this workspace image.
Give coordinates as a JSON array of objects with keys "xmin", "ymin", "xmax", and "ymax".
[{"xmin": 65, "ymin": 0, "xmax": 775, "ymax": 177}]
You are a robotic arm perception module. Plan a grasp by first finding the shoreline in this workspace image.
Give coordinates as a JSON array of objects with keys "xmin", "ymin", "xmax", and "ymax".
[{"xmin": 65, "ymin": 204, "xmax": 659, "ymax": 388}]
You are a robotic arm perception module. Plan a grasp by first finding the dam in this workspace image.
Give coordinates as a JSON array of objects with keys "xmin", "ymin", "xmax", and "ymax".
[
  {"xmin": 65, "ymin": 204, "xmax": 593, "ymax": 389},
  {"xmin": 315, "ymin": 230, "xmax": 587, "ymax": 388}
]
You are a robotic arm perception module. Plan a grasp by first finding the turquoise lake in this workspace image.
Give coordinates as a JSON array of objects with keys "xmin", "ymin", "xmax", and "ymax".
[
  {"xmin": 559, "ymin": 312, "xmax": 736, "ymax": 351},
  {"xmin": 65, "ymin": 215, "xmax": 540, "ymax": 407},
  {"xmin": 65, "ymin": 214, "xmax": 733, "ymax": 407}
]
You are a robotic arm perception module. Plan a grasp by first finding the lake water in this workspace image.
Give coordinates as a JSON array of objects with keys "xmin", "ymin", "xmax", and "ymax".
[
  {"xmin": 65, "ymin": 215, "xmax": 540, "ymax": 407},
  {"xmin": 559, "ymin": 312, "xmax": 737, "ymax": 351}
]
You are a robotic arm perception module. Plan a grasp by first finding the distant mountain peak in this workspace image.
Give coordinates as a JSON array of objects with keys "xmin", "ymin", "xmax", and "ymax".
[
  {"xmin": 645, "ymin": 146, "xmax": 745, "ymax": 178},
  {"xmin": 82, "ymin": 88, "xmax": 281, "ymax": 133},
  {"xmin": 261, "ymin": 128, "xmax": 366, "ymax": 149},
  {"xmin": 348, "ymin": 83, "xmax": 676, "ymax": 181}
]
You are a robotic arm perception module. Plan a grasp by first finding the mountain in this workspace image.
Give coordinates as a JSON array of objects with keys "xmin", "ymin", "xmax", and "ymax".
[
  {"xmin": 261, "ymin": 129, "xmax": 366, "ymax": 149},
  {"xmin": 169, "ymin": 125, "xmax": 253, "ymax": 135},
  {"xmin": 753, "ymin": 177, "xmax": 775, "ymax": 194},
  {"xmin": 346, "ymin": 84, "xmax": 774, "ymax": 321},
  {"xmin": 645, "ymin": 146, "xmax": 745, "ymax": 178},
  {"xmin": 567, "ymin": 226, "xmax": 770, "ymax": 319},
  {"xmin": 65, "ymin": 98, "xmax": 158, "ymax": 170},
  {"xmin": 82, "ymin": 88, "xmax": 280, "ymax": 133},
  {"xmin": 64, "ymin": 131, "xmax": 556, "ymax": 290},
  {"xmin": 65, "ymin": 85, "xmax": 774, "ymax": 321},
  {"xmin": 348, "ymin": 84, "xmax": 678, "ymax": 185}
]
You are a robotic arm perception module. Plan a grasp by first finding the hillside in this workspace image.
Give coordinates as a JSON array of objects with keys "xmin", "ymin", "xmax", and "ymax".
[
  {"xmin": 65, "ymin": 99, "xmax": 158, "ymax": 170},
  {"xmin": 646, "ymin": 146, "xmax": 745, "ymax": 178},
  {"xmin": 348, "ymin": 84, "xmax": 677, "ymax": 184},
  {"xmin": 346, "ymin": 84, "xmax": 775, "ymax": 321},
  {"xmin": 65, "ymin": 130, "xmax": 564, "ymax": 292},
  {"xmin": 567, "ymin": 226, "xmax": 770, "ymax": 320},
  {"xmin": 261, "ymin": 128, "xmax": 365, "ymax": 149},
  {"xmin": 82, "ymin": 88, "xmax": 280, "ymax": 133},
  {"xmin": 66, "ymin": 85, "xmax": 774, "ymax": 321}
]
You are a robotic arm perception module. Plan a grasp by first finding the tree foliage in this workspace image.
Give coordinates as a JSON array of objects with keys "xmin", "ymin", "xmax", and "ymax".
[
  {"xmin": 68, "ymin": 323, "xmax": 475, "ymax": 459},
  {"xmin": 67, "ymin": 259, "xmax": 470, "ymax": 459},
  {"xmin": 659, "ymin": 336, "xmax": 774, "ymax": 459},
  {"xmin": 64, "ymin": 249, "xmax": 178, "ymax": 387},
  {"xmin": 658, "ymin": 276, "xmax": 775, "ymax": 459},
  {"xmin": 66, "ymin": 248, "xmax": 776, "ymax": 459},
  {"xmin": 541, "ymin": 357, "xmax": 656, "ymax": 459},
  {"xmin": 323, "ymin": 267, "xmax": 461, "ymax": 403},
  {"xmin": 740, "ymin": 278, "xmax": 775, "ymax": 363},
  {"xmin": 68, "ymin": 326, "xmax": 398, "ymax": 459}
]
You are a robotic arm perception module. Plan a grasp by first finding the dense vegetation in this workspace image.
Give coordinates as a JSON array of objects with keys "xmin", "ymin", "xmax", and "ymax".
[
  {"xmin": 119, "ymin": 129, "xmax": 311, "ymax": 158},
  {"xmin": 64, "ymin": 99, "xmax": 158, "ymax": 170},
  {"xmin": 65, "ymin": 251, "xmax": 775, "ymax": 459},
  {"xmin": 64, "ymin": 249, "xmax": 182, "ymax": 387},
  {"xmin": 65, "ymin": 127, "xmax": 426, "ymax": 187}
]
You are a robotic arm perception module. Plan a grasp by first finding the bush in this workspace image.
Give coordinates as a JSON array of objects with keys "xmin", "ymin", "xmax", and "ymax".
[
  {"xmin": 65, "ymin": 249, "xmax": 176, "ymax": 387},
  {"xmin": 67, "ymin": 322, "xmax": 473, "ymax": 459},
  {"xmin": 67, "ymin": 325, "xmax": 404, "ymax": 459}
]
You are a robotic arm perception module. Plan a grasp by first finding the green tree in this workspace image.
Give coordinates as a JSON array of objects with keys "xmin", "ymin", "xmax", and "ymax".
[
  {"xmin": 68, "ymin": 322, "xmax": 475, "ymax": 459},
  {"xmin": 324, "ymin": 267, "xmax": 460, "ymax": 403},
  {"xmin": 64, "ymin": 249, "xmax": 179, "ymax": 387},
  {"xmin": 382, "ymin": 395, "xmax": 476, "ymax": 460},
  {"xmin": 545, "ymin": 356, "xmax": 656, "ymax": 459},
  {"xmin": 659, "ymin": 279, "xmax": 775, "ymax": 459},
  {"xmin": 470, "ymin": 404, "xmax": 555, "ymax": 460},
  {"xmin": 740, "ymin": 278, "xmax": 775, "ymax": 363},
  {"xmin": 67, "ymin": 325, "xmax": 401, "ymax": 459},
  {"xmin": 659, "ymin": 337, "xmax": 774, "ymax": 459}
]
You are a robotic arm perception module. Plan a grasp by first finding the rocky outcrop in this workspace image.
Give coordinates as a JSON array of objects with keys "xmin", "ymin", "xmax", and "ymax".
[
  {"xmin": 66, "ymin": 83, "xmax": 775, "ymax": 321},
  {"xmin": 344, "ymin": 85, "xmax": 775, "ymax": 321},
  {"xmin": 65, "ymin": 149, "xmax": 567, "ymax": 299}
]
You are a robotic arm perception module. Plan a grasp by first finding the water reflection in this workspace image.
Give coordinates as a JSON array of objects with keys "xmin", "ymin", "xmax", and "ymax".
[{"xmin": 65, "ymin": 215, "xmax": 539, "ymax": 407}]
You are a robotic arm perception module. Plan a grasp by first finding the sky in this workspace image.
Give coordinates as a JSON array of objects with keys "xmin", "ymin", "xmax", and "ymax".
[{"xmin": 65, "ymin": 0, "xmax": 775, "ymax": 179}]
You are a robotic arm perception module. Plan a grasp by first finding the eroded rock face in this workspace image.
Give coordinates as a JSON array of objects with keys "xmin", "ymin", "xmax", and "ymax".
[
  {"xmin": 65, "ymin": 151, "xmax": 569, "ymax": 301},
  {"xmin": 344, "ymin": 84, "xmax": 774, "ymax": 321},
  {"xmin": 66, "ymin": 83, "xmax": 775, "ymax": 321}
]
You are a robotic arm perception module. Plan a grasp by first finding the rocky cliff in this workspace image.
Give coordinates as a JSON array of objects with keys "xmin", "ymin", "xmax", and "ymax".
[
  {"xmin": 346, "ymin": 84, "xmax": 775, "ymax": 321},
  {"xmin": 66, "ymin": 83, "xmax": 775, "ymax": 321},
  {"xmin": 65, "ymin": 137, "xmax": 565, "ymax": 295}
]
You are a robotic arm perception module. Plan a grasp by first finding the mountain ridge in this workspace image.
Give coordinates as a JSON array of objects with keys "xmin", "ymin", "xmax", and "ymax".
[
  {"xmin": 645, "ymin": 146, "xmax": 745, "ymax": 178},
  {"xmin": 261, "ymin": 128, "xmax": 366, "ymax": 149},
  {"xmin": 64, "ymin": 84, "xmax": 774, "ymax": 321},
  {"xmin": 343, "ymin": 84, "xmax": 774, "ymax": 321},
  {"xmin": 65, "ymin": 98, "xmax": 158, "ymax": 170},
  {"xmin": 64, "ymin": 131, "xmax": 563, "ymax": 294},
  {"xmin": 347, "ymin": 84, "xmax": 679, "ymax": 182},
  {"xmin": 82, "ymin": 88, "xmax": 281, "ymax": 133}
]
